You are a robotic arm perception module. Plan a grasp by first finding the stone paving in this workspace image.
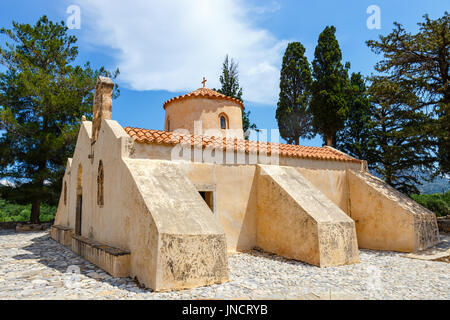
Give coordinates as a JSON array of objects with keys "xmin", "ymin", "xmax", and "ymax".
[{"xmin": 0, "ymin": 229, "xmax": 449, "ymax": 300}]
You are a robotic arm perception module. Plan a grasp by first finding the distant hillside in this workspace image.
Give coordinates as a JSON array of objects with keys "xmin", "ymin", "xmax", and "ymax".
[{"xmin": 417, "ymin": 175, "xmax": 450, "ymax": 195}]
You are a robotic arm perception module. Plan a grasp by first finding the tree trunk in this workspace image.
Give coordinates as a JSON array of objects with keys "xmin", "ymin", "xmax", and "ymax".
[
  {"xmin": 30, "ymin": 198, "xmax": 41, "ymax": 224},
  {"xmin": 295, "ymin": 136, "xmax": 299, "ymax": 145},
  {"xmin": 325, "ymin": 134, "xmax": 332, "ymax": 147}
]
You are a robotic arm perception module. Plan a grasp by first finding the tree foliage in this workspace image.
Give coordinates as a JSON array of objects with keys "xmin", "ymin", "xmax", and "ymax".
[
  {"xmin": 366, "ymin": 12, "xmax": 449, "ymax": 175},
  {"xmin": 276, "ymin": 42, "xmax": 313, "ymax": 145},
  {"xmin": 336, "ymin": 73, "xmax": 375, "ymax": 160},
  {"xmin": 367, "ymin": 77, "xmax": 436, "ymax": 194},
  {"xmin": 0, "ymin": 196, "xmax": 56, "ymax": 222},
  {"xmin": 0, "ymin": 16, "xmax": 119, "ymax": 223},
  {"xmin": 310, "ymin": 26, "xmax": 350, "ymax": 147},
  {"xmin": 216, "ymin": 55, "xmax": 256, "ymax": 134}
]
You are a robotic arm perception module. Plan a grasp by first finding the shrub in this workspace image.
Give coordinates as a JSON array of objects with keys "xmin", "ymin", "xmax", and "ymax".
[
  {"xmin": 410, "ymin": 192, "xmax": 450, "ymax": 217},
  {"xmin": 0, "ymin": 198, "xmax": 56, "ymax": 222}
]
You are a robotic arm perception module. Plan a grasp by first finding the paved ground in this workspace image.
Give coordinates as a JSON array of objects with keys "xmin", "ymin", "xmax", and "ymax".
[{"xmin": 0, "ymin": 229, "xmax": 449, "ymax": 300}]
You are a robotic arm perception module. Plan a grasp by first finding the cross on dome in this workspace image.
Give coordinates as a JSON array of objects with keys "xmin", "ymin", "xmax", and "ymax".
[{"xmin": 201, "ymin": 77, "xmax": 207, "ymax": 88}]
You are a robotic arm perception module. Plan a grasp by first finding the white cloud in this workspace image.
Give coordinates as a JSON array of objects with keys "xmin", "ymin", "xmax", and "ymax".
[
  {"xmin": 75, "ymin": 0, "xmax": 286, "ymax": 104},
  {"xmin": 0, "ymin": 178, "xmax": 14, "ymax": 187}
]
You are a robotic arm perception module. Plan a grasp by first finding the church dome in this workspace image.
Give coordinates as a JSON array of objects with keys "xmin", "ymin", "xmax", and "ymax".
[
  {"xmin": 163, "ymin": 87, "xmax": 244, "ymax": 110},
  {"xmin": 163, "ymin": 78, "xmax": 244, "ymax": 139}
]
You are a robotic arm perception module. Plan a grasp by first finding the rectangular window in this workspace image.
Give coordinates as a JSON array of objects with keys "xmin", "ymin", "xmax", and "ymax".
[{"xmin": 199, "ymin": 191, "xmax": 214, "ymax": 213}]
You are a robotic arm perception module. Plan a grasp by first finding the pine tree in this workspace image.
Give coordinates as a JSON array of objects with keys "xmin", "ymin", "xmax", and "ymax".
[
  {"xmin": 0, "ymin": 16, "xmax": 119, "ymax": 223},
  {"xmin": 367, "ymin": 77, "xmax": 436, "ymax": 194},
  {"xmin": 216, "ymin": 55, "xmax": 257, "ymax": 134},
  {"xmin": 367, "ymin": 12, "xmax": 449, "ymax": 175},
  {"xmin": 310, "ymin": 26, "xmax": 350, "ymax": 147},
  {"xmin": 275, "ymin": 42, "xmax": 313, "ymax": 145},
  {"xmin": 336, "ymin": 73, "xmax": 374, "ymax": 160}
]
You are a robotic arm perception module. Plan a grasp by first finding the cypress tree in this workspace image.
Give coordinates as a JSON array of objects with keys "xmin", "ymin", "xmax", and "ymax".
[
  {"xmin": 310, "ymin": 26, "xmax": 350, "ymax": 147},
  {"xmin": 216, "ymin": 55, "xmax": 257, "ymax": 134},
  {"xmin": 276, "ymin": 42, "xmax": 313, "ymax": 145}
]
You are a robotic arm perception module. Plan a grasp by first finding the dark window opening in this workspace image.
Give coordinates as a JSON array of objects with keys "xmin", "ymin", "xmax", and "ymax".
[
  {"xmin": 97, "ymin": 160, "xmax": 104, "ymax": 206},
  {"xmin": 75, "ymin": 194, "xmax": 82, "ymax": 236},
  {"xmin": 220, "ymin": 116, "xmax": 227, "ymax": 129},
  {"xmin": 63, "ymin": 181, "xmax": 67, "ymax": 205},
  {"xmin": 199, "ymin": 191, "xmax": 214, "ymax": 213}
]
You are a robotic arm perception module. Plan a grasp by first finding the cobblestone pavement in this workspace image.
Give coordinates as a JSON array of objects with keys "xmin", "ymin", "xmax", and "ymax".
[{"xmin": 0, "ymin": 229, "xmax": 449, "ymax": 300}]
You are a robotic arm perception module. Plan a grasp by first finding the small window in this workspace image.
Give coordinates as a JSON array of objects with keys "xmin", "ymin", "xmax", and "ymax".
[
  {"xmin": 167, "ymin": 119, "xmax": 170, "ymax": 131},
  {"xmin": 220, "ymin": 115, "xmax": 227, "ymax": 129},
  {"xmin": 199, "ymin": 191, "xmax": 214, "ymax": 213},
  {"xmin": 97, "ymin": 161, "xmax": 104, "ymax": 206}
]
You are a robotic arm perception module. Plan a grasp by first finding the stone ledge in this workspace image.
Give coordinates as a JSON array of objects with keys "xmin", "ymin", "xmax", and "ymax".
[
  {"xmin": 16, "ymin": 223, "xmax": 52, "ymax": 232},
  {"xmin": 71, "ymin": 235, "xmax": 130, "ymax": 278},
  {"xmin": 51, "ymin": 225, "xmax": 72, "ymax": 231},
  {"xmin": 50, "ymin": 225, "xmax": 73, "ymax": 247},
  {"xmin": 72, "ymin": 235, "xmax": 130, "ymax": 256}
]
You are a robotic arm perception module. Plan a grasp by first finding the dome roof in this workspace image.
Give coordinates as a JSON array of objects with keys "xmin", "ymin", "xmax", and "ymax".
[{"xmin": 163, "ymin": 87, "xmax": 244, "ymax": 110}]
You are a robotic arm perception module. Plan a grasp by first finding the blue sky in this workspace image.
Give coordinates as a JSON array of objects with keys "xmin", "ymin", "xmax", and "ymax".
[{"xmin": 1, "ymin": 0, "xmax": 448, "ymax": 146}]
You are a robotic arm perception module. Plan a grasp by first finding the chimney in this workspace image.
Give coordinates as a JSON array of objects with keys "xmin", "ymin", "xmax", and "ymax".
[{"xmin": 92, "ymin": 76, "xmax": 114, "ymax": 143}]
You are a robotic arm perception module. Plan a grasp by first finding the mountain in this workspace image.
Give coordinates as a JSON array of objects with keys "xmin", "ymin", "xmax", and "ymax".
[{"xmin": 417, "ymin": 175, "xmax": 450, "ymax": 195}]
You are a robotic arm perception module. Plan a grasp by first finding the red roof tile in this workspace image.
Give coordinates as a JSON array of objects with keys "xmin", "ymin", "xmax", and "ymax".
[
  {"xmin": 124, "ymin": 127, "xmax": 361, "ymax": 163},
  {"xmin": 163, "ymin": 88, "xmax": 244, "ymax": 110}
]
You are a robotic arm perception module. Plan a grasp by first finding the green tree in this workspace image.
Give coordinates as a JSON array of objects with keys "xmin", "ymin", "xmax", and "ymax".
[
  {"xmin": 216, "ymin": 55, "xmax": 257, "ymax": 134},
  {"xmin": 366, "ymin": 12, "xmax": 449, "ymax": 175},
  {"xmin": 336, "ymin": 73, "xmax": 374, "ymax": 160},
  {"xmin": 0, "ymin": 16, "xmax": 119, "ymax": 223},
  {"xmin": 276, "ymin": 42, "xmax": 313, "ymax": 145},
  {"xmin": 310, "ymin": 26, "xmax": 350, "ymax": 147},
  {"xmin": 367, "ymin": 77, "xmax": 436, "ymax": 194}
]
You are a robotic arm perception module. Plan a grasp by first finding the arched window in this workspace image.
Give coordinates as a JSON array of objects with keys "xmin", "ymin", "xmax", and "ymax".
[
  {"xmin": 97, "ymin": 161, "xmax": 104, "ymax": 206},
  {"xmin": 167, "ymin": 119, "xmax": 171, "ymax": 131},
  {"xmin": 76, "ymin": 164, "xmax": 83, "ymax": 197},
  {"xmin": 219, "ymin": 114, "xmax": 228, "ymax": 129}
]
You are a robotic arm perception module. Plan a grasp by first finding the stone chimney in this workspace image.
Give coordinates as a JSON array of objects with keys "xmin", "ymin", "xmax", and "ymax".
[{"xmin": 92, "ymin": 76, "xmax": 114, "ymax": 143}]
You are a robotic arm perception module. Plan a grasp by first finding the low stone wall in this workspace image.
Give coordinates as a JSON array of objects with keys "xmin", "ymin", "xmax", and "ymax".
[
  {"xmin": 437, "ymin": 216, "xmax": 450, "ymax": 233},
  {"xmin": 0, "ymin": 222, "xmax": 19, "ymax": 230},
  {"xmin": 16, "ymin": 223, "xmax": 53, "ymax": 232},
  {"xmin": 71, "ymin": 235, "xmax": 130, "ymax": 278},
  {"xmin": 0, "ymin": 221, "xmax": 54, "ymax": 230}
]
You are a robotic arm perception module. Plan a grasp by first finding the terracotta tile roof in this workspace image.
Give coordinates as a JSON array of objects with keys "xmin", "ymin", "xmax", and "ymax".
[
  {"xmin": 124, "ymin": 127, "xmax": 361, "ymax": 163},
  {"xmin": 163, "ymin": 87, "xmax": 244, "ymax": 110}
]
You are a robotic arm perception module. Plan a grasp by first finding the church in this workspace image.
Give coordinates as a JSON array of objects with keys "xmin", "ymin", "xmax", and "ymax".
[{"xmin": 51, "ymin": 76, "xmax": 440, "ymax": 292}]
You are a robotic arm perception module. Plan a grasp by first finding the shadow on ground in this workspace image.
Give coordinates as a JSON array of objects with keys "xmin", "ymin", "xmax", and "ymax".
[{"xmin": 8, "ymin": 230, "xmax": 149, "ymax": 294}]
